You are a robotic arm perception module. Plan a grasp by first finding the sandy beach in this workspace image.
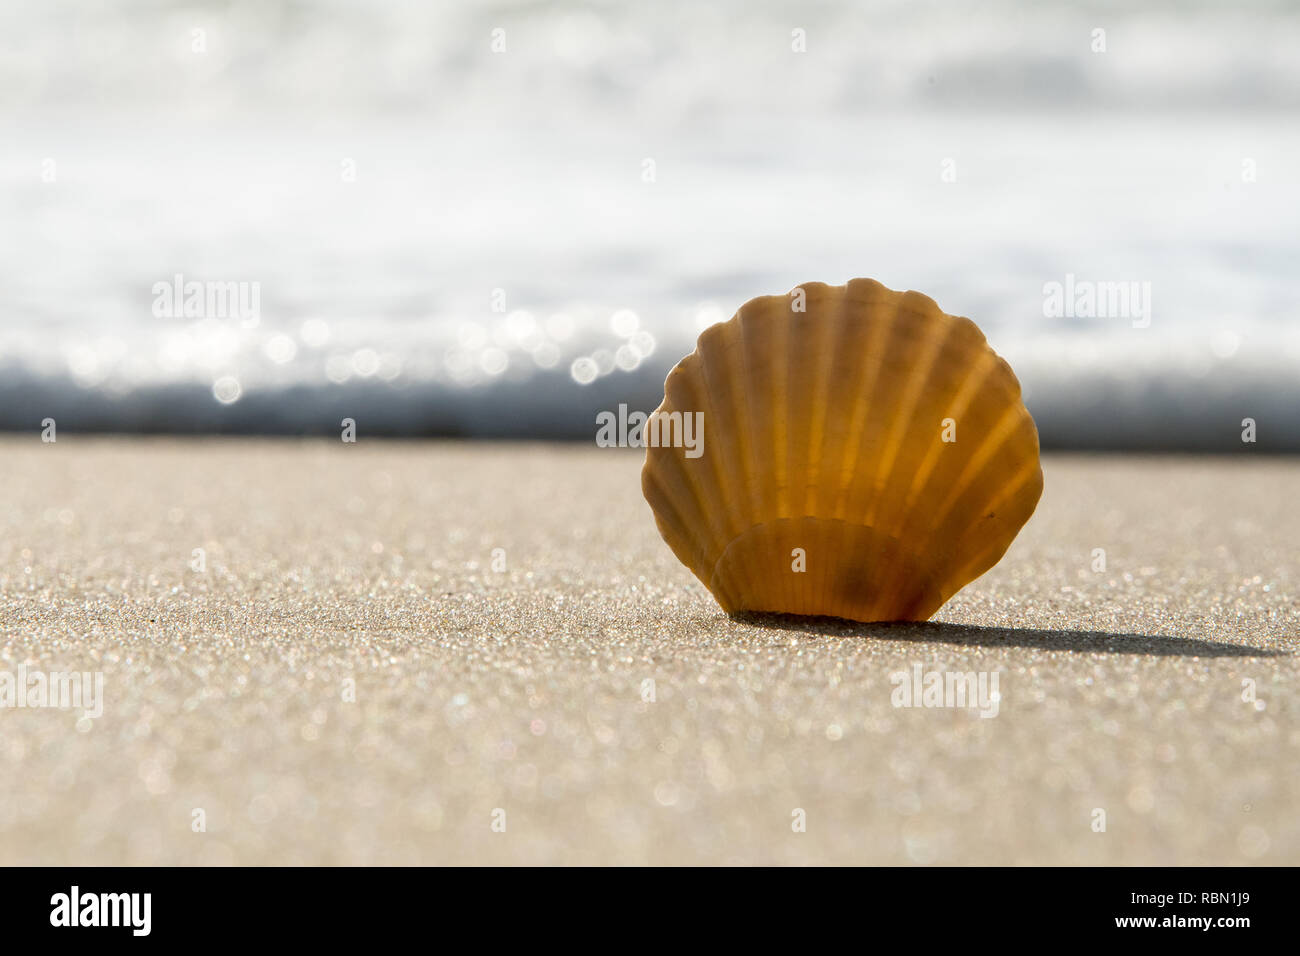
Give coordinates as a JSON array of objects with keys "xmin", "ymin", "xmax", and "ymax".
[{"xmin": 0, "ymin": 437, "xmax": 1295, "ymax": 865}]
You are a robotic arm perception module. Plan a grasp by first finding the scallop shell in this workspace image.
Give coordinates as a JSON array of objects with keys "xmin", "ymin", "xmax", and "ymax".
[{"xmin": 641, "ymin": 278, "xmax": 1042, "ymax": 623}]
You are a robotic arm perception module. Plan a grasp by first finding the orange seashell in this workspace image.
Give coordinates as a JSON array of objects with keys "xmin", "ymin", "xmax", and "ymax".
[{"xmin": 641, "ymin": 278, "xmax": 1043, "ymax": 622}]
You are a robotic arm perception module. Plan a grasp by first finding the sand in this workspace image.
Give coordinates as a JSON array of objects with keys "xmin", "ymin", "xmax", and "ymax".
[{"xmin": 0, "ymin": 437, "xmax": 1295, "ymax": 865}]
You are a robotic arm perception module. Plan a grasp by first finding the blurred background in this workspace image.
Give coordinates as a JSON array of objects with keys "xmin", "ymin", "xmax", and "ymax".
[{"xmin": 1, "ymin": 0, "xmax": 1297, "ymax": 449}]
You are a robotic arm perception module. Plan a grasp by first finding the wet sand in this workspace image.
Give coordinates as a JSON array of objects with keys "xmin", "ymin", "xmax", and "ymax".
[{"xmin": 0, "ymin": 438, "xmax": 1295, "ymax": 864}]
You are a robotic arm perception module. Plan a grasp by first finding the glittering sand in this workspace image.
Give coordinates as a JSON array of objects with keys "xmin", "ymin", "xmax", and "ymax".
[{"xmin": 0, "ymin": 438, "xmax": 1295, "ymax": 865}]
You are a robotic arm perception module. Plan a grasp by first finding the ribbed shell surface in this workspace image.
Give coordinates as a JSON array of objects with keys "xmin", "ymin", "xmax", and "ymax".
[{"xmin": 641, "ymin": 278, "xmax": 1043, "ymax": 622}]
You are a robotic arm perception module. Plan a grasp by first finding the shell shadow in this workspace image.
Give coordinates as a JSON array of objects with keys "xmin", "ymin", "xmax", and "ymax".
[{"xmin": 732, "ymin": 613, "xmax": 1285, "ymax": 658}]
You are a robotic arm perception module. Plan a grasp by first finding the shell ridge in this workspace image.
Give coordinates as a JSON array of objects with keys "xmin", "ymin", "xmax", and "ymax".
[
  {"xmin": 796, "ymin": 285, "xmax": 841, "ymax": 516},
  {"xmin": 829, "ymin": 290, "xmax": 896, "ymax": 518},
  {"xmin": 860, "ymin": 304, "xmax": 960, "ymax": 530},
  {"xmin": 911, "ymin": 423, "xmax": 1040, "ymax": 602},
  {"xmin": 771, "ymin": 301, "xmax": 792, "ymax": 517},
  {"xmin": 660, "ymin": 365, "xmax": 736, "ymax": 562},
  {"xmin": 726, "ymin": 309, "xmax": 768, "ymax": 609},
  {"xmin": 841, "ymin": 291, "xmax": 924, "ymax": 526},
  {"xmin": 868, "ymin": 337, "xmax": 1005, "ymax": 602},
  {"xmin": 936, "ymin": 459, "xmax": 1044, "ymax": 593},
  {"xmin": 642, "ymin": 457, "xmax": 714, "ymax": 577},
  {"xmin": 735, "ymin": 301, "xmax": 773, "ymax": 525},
  {"xmin": 895, "ymin": 349, "xmax": 1000, "ymax": 529},
  {"xmin": 689, "ymin": 329, "xmax": 753, "ymax": 547},
  {"xmin": 925, "ymin": 403, "xmax": 1030, "ymax": 535},
  {"xmin": 947, "ymin": 455, "xmax": 1043, "ymax": 559},
  {"xmin": 726, "ymin": 307, "xmax": 776, "ymax": 605}
]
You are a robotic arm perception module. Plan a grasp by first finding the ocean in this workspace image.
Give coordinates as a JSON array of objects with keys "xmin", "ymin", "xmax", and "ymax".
[{"xmin": 2, "ymin": 0, "xmax": 1297, "ymax": 449}]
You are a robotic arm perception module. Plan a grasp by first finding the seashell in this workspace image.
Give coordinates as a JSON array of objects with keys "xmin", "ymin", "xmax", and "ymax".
[{"xmin": 641, "ymin": 278, "xmax": 1043, "ymax": 623}]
